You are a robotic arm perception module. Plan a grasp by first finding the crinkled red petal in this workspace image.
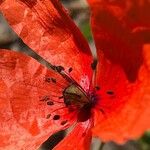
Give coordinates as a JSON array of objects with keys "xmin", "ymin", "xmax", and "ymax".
[
  {"xmin": 0, "ymin": 50, "xmax": 77, "ymax": 149},
  {"xmin": 0, "ymin": 0, "xmax": 93, "ymax": 84}
]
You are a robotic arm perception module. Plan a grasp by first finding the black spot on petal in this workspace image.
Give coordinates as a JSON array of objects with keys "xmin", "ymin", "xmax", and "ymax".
[{"xmin": 53, "ymin": 115, "xmax": 60, "ymax": 120}]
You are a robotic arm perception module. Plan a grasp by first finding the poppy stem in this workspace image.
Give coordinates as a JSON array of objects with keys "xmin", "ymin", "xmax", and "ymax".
[{"xmin": 99, "ymin": 142, "xmax": 105, "ymax": 150}]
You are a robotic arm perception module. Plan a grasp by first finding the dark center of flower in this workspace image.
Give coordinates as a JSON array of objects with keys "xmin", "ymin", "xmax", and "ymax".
[{"xmin": 63, "ymin": 84, "xmax": 96, "ymax": 122}]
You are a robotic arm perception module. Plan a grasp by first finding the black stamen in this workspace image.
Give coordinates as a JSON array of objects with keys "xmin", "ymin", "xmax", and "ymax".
[
  {"xmin": 91, "ymin": 59, "xmax": 98, "ymax": 70},
  {"xmin": 51, "ymin": 78, "xmax": 56, "ymax": 83},
  {"xmin": 61, "ymin": 120, "xmax": 68, "ymax": 125},
  {"xmin": 47, "ymin": 101, "xmax": 54, "ymax": 105},
  {"xmin": 46, "ymin": 114, "xmax": 51, "ymax": 119},
  {"xmin": 68, "ymin": 67, "xmax": 73, "ymax": 73},
  {"xmin": 106, "ymin": 90, "xmax": 114, "ymax": 95},
  {"xmin": 53, "ymin": 115, "xmax": 60, "ymax": 120},
  {"xmin": 55, "ymin": 66, "xmax": 64, "ymax": 72}
]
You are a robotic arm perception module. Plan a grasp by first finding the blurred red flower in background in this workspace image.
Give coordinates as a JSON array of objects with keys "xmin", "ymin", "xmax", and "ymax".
[{"xmin": 0, "ymin": 0, "xmax": 150, "ymax": 149}]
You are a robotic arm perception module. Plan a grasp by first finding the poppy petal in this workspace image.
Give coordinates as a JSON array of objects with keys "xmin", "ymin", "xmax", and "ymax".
[
  {"xmin": 54, "ymin": 120, "xmax": 92, "ymax": 150},
  {"xmin": 93, "ymin": 51, "xmax": 150, "ymax": 143},
  {"xmin": 0, "ymin": 50, "xmax": 76, "ymax": 149},
  {"xmin": 88, "ymin": 0, "xmax": 150, "ymax": 143},
  {"xmin": 0, "ymin": 0, "xmax": 93, "ymax": 84}
]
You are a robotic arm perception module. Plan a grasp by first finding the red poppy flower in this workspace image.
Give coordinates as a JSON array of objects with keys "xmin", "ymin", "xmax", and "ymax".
[{"xmin": 0, "ymin": 0, "xmax": 150, "ymax": 150}]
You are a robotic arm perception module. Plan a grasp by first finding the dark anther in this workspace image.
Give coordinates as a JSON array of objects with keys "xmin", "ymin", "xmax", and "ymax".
[
  {"xmin": 47, "ymin": 101, "xmax": 54, "ymax": 105},
  {"xmin": 55, "ymin": 66, "xmax": 64, "ymax": 72},
  {"xmin": 51, "ymin": 78, "xmax": 56, "ymax": 83},
  {"xmin": 59, "ymin": 96, "xmax": 64, "ymax": 99},
  {"xmin": 53, "ymin": 115, "xmax": 60, "ymax": 120},
  {"xmin": 61, "ymin": 120, "xmax": 68, "ymax": 125},
  {"xmin": 46, "ymin": 114, "xmax": 51, "ymax": 119},
  {"xmin": 91, "ymin": 59, "xmax": 97, "ymax": 70},
  {"xmin": 45, "ymin": 77, "xmax": 51, "ymax": 83},
  {"xmin": 106, "ymin": 90, "xmax": 114, "ymax": 95},
  {"xmin": 68, "ymin": 67, "xmax": 73, "ymax": 73},
  {"xmin": 95, "ymin": 86, "xmax": 100, "ymax": 90}
]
